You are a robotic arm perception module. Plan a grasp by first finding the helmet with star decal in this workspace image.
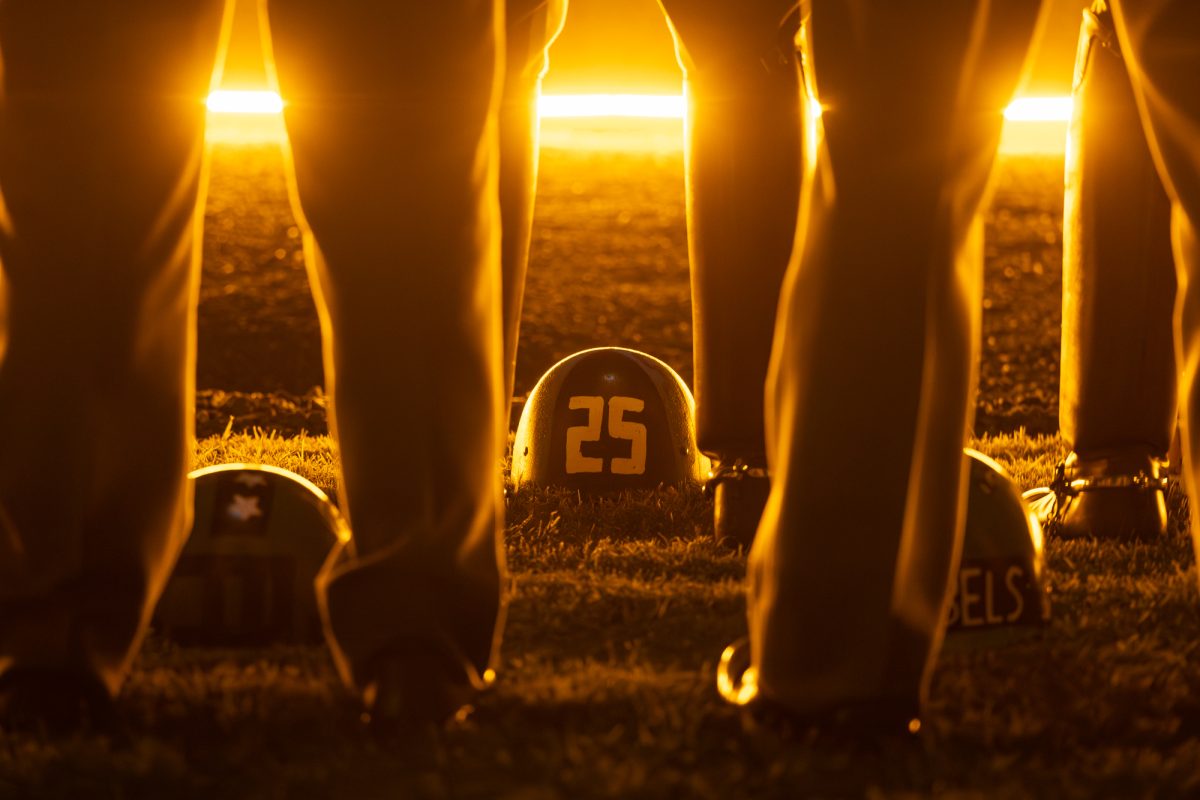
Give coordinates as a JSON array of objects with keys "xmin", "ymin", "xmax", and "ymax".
[{"xmin": 153, "ymin": 464, "xmax": 346, "ymax": 645}]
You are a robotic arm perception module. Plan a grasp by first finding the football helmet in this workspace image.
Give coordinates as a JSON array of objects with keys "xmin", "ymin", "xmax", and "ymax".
[
  {"xmin": 510, "ymin": 347, "xmax": 709, "ymax": 491},
  {"xmin": 946, "ymin": 449, "xmax": 1050, "ymax": 638},
  {"xmin": 154, "ymin": 463, "xmax": 347, "ymax": 646}
]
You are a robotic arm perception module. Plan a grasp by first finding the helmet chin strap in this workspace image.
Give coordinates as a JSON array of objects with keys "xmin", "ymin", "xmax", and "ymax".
[
  {"xmin": 1046, "ymin": 462, "xmax": 1169, "ymax": 499},
  {"xmin": 1023, "ymin": 451, "xmax": 1171, "ymax": 541},
  {"xmin": 702, "ymin": 459, "xmax": 771, "ymax": 498}
]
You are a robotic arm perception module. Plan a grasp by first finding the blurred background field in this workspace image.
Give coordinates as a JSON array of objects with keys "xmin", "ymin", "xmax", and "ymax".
[
  {"xmin": 196, "ymin": 131, "xmax": 1065, "ymax": 439},
  {"xmin": 199, "ymin": 0, "xmax": 1087, "ymax": 435}
]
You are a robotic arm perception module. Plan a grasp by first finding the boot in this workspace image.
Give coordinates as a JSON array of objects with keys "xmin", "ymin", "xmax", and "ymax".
[
  {"xmin": 705, "ymin": 458, "xmax": 770, "ymax": 550},
  {"xmin": 1025, "ymin": 449, "xmax": 1168, "ymax": 540}
]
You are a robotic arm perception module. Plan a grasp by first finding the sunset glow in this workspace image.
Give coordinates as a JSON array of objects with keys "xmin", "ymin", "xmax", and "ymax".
[
  {"xmin": 1004, "ymin": 96, "xmax": 1073, "ymax": 122},
  {"xmin": 207, "ymin": 90, "xmax": 284, "ymax": 114},
  {"xmin": 206, "ymin": 91, "xmax": 1074, "ymax": 122},
  {"xmin": 539, "ymin": 94, "xmax": 684, "ymax": 118},
  {"xmin": 205, "ymin": 91, "xmax": 1074, "ymax": 152}
]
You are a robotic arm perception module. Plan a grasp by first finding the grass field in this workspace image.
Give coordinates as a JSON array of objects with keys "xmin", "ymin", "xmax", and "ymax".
[
  {"xmin": 3, "ymin": 432, "xmax": 1197, "ymax": 798},
  {"xmin": 2, "ymin": 132, "xmax": 1199, "ymax": 798}
]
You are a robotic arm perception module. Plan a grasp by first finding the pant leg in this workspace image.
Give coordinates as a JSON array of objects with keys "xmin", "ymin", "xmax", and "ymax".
[
  {"xmin": 750, "ymin": 0, "xmax": 1045, "ymax": 713},
  {"xmin": 1109, "ymin": 0, "xmax": 1200, "ymax": 568},
  {"xmin": 499, "ymin": 0, "xmax": 568, "ymax": 409},
  {"xmin": 657, "ymin": 0, "xmax": 802, "ymax": 461},
  {"xmin": 264, "ymin": 0, "xmax": 507, "ymax": 691},
  {"xmin": 1061, "ymin": 1, "xmax": 1176, "ymax": 459},
  {"xmin": 0, "ymin": 0, "xmax": 230, "ymax": 695}
]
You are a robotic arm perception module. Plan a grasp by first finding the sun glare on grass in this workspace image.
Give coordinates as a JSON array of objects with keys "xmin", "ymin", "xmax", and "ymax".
[{"xmin": 205, "ymin": 90, "xmax": 1074, "ymax": 153}]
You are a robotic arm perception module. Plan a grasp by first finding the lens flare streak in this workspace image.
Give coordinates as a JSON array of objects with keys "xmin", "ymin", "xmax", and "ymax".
[
  {"xmin": 1004, "ymin": 97, "xmax": 1073, "ymax": 122},
  {"xmin": 538, "ymin": 94, "xmax": 685, "ymax": 119},
  {"xmin": 204, "ymin": 91, "xmax": 1074, "ymax": 152},
  {"xmin": 204, "ymin": 91, "xmax": 1073, "ymax": 123},
  {"xmin": 207, "ymin": 90, "xmax": 284, "ymax": 114}
]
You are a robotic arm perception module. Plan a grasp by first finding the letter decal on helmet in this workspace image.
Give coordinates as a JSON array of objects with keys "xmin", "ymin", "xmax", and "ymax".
[
  {"xmin": 945, "ymin": 450, "xmax": 1051, "ymax": 643},
  {"xmin": 608, "ymin": 396, "xmax": 647, "ymax": 475},
  {"xmin": 1004, "ymin": 565, "xmax": 1026, "ymax": 623},
  {"xmin": 565, "ymin": 395, "xmax": 650, "ymax": 475},
  {"xmin": 565, "ymin": 396, "xmax": 605, "ymax": 474},
  {"xmin": 946, "ymin": 557, "xmax": 1044, "ymax": 630},
  {"xmin": 958, "ymin": 566, "xmax": 985, "ymax": 627}
]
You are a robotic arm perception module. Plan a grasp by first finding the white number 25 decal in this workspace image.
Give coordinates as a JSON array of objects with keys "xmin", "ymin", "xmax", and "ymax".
[{"xmin": 565, "ymin": 395, "xmax": 647, "ymax": 475}]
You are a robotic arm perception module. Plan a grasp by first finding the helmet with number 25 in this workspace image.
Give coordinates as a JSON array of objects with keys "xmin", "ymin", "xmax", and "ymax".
[{"xmin": 511, "ymin": 347, "xmax": 709, "ymax": 492}]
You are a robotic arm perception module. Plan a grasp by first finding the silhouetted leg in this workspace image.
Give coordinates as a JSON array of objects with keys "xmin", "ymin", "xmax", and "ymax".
[
  {"xmin": 1046, "ymin": 0, "xmax": 1174, "ymax": 539},
  {"xmin": 658, "ymin": 0, "xmax": 802, "ymax": 547},
  {"xmin": 1110, "ymin": 0, "xmax": 1200, "ymax": 571},
  {"xmin": 0, "ymin": 0, "xmax": 230, "ymax": 699},
  {"xmin": 265, "ymin": 0, "xmax": 506, "ymax": 702},
  {"xmin": 499, "ymin": 0, "xmax": 568, "ymax": 409},
  {"xmin": 749, "ymin": 0, "xmax": 1045, "ymax": 716}
]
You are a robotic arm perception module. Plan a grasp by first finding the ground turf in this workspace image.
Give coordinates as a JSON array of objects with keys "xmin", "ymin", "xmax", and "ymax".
[
  {"xmin": 2, "ymin": 133, "xmax": 1198, "ymax": 797},
  {"xmin": 3, "ymin": 432, "xmax": 1197, "ymax": 798}
]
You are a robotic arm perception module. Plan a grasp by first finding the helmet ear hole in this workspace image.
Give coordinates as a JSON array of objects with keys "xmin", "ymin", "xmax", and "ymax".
[
  {"xmin": 510, "ymin": 347, "xmax": 709, "ymax": 493},
  {"xmin": 154, "ymin": 464, "xmax": 344, "ymax": 646},
  {"xmin": 946, "ymin": 450, "xmax": 1051, "ymax": 641}
]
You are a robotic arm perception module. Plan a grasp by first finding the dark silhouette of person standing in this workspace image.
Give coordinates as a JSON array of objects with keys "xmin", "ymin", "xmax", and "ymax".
[{"xmin": 0, "ymin": 0, "xmax": 562, "ymax": 732}]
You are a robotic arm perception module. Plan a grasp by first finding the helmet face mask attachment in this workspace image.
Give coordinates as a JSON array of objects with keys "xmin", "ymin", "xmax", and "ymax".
[
  {"xmin": 1023, "ymin": 451, "xmax": 1170, "ymax": 541},
  {"xmin": 154, "ymin": 464, "xmax": 346, "ymax": 646},
  {"xmin": 510, "ymin": 348, "xmax": 709, "ymax": 492}
]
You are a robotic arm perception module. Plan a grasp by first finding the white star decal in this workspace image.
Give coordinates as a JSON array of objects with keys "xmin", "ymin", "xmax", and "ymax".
[{"xmin": 226, "ymin": 494, "xmax": 264, "ymax": 522}]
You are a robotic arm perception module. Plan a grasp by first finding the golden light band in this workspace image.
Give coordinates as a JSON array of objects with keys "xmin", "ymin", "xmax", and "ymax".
[{"xmin": 205, "ymin": 90, "xmax": 1073, "ymax": 123}]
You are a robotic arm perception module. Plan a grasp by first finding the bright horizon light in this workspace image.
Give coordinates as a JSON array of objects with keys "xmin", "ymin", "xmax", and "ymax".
[
  {"xmin": 207, "ymin": 90, "xmax": 284, "ymax": 114},
  {"xmin": 539, "ymin": 94, "xmax": 684, "ymax": 118},
  {"xmin": 1004, "ymin": 96, "xmax": 1073, "ymax": 122},
  {"xmin": 206, "ymin": 90, "xmax": 1074, "ymax": 123},
  {"xmin": 205, "ymin": 90, "xmax": 1074, "ymax": 152}
]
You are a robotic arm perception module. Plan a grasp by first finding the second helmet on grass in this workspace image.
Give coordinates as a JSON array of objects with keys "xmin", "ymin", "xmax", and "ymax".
[
  {"xmin": 154, "ymin": 463, "xmax": 346, "ymax": 646},
  {"xmin": 946, "ymin": 449, "xmax": 1050, "ymax": 640}
]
